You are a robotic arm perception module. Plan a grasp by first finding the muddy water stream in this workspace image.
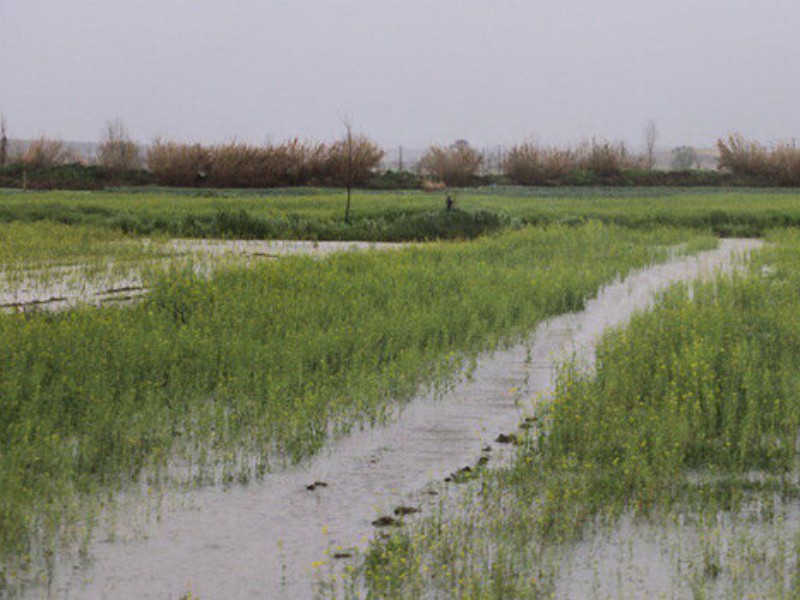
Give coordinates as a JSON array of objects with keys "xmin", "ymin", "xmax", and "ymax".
[{"xmin": 39, "ymin": 239, "xmax": 761, "ymax": 599}]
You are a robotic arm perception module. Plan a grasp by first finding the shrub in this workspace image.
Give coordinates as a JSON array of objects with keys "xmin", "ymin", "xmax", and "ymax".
[
  {"xmin": 579, "ymin": 139, "xmax": 644, "ymax": 177},
  {"xmin": 208, "ymin": 142, "xmax": 271, "ymax": 187},
  {"xmin": 145, "ymin": 139, "xmax": 344, "ymax": 188},
  {"xmin": 716, "ymin": 134, "xmax": 771, "ymax": 178},
  {"xmin": 503, "ymin": 143, "xmax": 578, "ymax": 185},
  {"xmin": 770, "ymin": 143, "xmax": 800, "ymax": 185},
  {"xmin": 146, "ymin": 140, "xmax": 211, "ymax": 186},
  {"xmin": 97, "ymin": 119, "xmax": 142, "ymax": 172},
  {"xmin": 17, "ymin": 137, "xmax": 75, "ymax": 169},
  {"xmin": 717, "ymin": 134, "xmax": 800, "ymax": 185},
  {"xmin": 418, "ymin": 141, "xmax": 483, "ymax": 187}
]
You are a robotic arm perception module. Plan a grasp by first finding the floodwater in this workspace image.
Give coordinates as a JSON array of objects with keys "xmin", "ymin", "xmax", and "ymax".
[
  {"xmin": 0, "ymin": 240, "xmax": 404, "ymax": 311},
  {"xmin": 168, "ymin": 238, "xmax": 405, "ymax": 258},
  {"xmin": 555, "ymin": 501, "xmax": 800, "ymax": 598},
  {"xmin": 31, "ymin": 239, "xmax": 761, "ymax": 599}
]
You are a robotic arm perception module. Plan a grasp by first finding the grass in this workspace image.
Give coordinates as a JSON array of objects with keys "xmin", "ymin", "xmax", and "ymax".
[
  {"xmin": 350, "ymin": 230, "xmax": 800, "ymax": 599},
  {"xmin": 0, "ymin": 222, "xmax": 713, "ymax": 591},
  {"xmin": 0, "ymin": 221, "xmax": 164, "ymax": 267},
  {"xmin": 1, "ymin": 188, "xmax": 800, "ymax": 240}
]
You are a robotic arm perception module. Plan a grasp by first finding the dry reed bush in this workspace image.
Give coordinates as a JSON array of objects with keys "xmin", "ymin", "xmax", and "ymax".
[
  {"xmin": 97, "ymin": 119, "xmax": 142, "ymax": 172},
  {"xmin": 145, "ymin": 139, "xmax": 357, "ymax": 187},
  {"xmin": 716, "ymin": 134, "xmax": 771, "ymax": 177},
  {"xmin": 209, "ymin": 140, "xmax": 331, "ymax": 187},
  {"xmin": 503, "ymin": 143, "xmax": 578, "ymax": 184},
  {"xmin": 270, "ymin": 139, "xmax": 333, "ymax": 185},
  {"xmin": 146, "ymin": 140, "xmax": 211, "ymax": 186},
  {"xmin": 578, "ymin": 139, "xmax": 645, "ymax": 176},
  {"xmin": 418, "ymin": 141, "xmax": 483, "ymax": 187},
  {"xmin": 296, "ymin": 141, "xmax": 333, "ymax": 184},
  {"xmin": 18, "ymin": 137, "xmax": 76, "ymax": 169},
  {"xmin": 718, "ymin": 134, "xmax": 800, "ymax": 184},
  {"xmin": 208, "ymin": 142, "xmax": 271, "ymax": 187},
  {"xmin": 770, "ymin": 143, "xmax": 800, "ymax": 185}
]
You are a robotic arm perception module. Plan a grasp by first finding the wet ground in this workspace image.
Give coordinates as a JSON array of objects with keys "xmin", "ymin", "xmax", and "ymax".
[
  {"xmin": 0, "ymin": 240, "xmax": 405, "ymax": 311},
  {"xmin": 26, "ymin": 239, "xmax": 761, "ymax": 599}
]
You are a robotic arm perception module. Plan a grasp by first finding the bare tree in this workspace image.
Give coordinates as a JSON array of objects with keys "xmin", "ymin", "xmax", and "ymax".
[
  {"xmin": 329, "ymin": 122, "xmax": 384, "ymax": 223},
  {"xmin": 0, "ymin": 114, "xmax": 7, "ymax": 168},
  {"xmin": 644, "ymin": 119, "xmax": 658, "ymax": 170},
  {"xmin": 97, "ymin": 118, "xmax": 142, "ymax": 172}
]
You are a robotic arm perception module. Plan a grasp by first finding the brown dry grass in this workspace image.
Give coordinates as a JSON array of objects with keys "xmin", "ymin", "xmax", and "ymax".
[
  {"xmin": 418, "ymin": 142, "xmax": 483, "ymax": 187},
  {"xmin": 503, "ymin": 143, "xmax": 577, "ymax": 184},
  {"xmin": 17, "ymin": 137, "xmax": 76, "ymax": 169},
  {"xmin": 144, "ymin": 137, "xmax": 383, "ymax": 188},
  {"xmin": 97, "ymin": 119, "xmax": 142, "ymax": 172},
  {"xmin": 717, "ymin": 134, "xmax": 800, "ymax": 184},
  {"xmin": 146, "ymin": 140, "xmax": 212, "ymax": 186},
  {"xmin": 579, "ymin": 139, "xmax": 645, "ymax": 175}
]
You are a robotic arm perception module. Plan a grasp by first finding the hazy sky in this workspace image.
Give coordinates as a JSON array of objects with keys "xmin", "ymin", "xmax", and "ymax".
[{"xmin": 2, "ymin": 0, "xmax": 799, "ymax": 149}]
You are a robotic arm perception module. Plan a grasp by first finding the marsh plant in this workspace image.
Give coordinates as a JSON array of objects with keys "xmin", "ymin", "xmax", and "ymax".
[
  {"xmin": 353, "ymin": 232, "xmax": 800, "ymax": 599},
  {"xmin": 0, "ymin": 222, "xmax": 710, "ymax": 590}
]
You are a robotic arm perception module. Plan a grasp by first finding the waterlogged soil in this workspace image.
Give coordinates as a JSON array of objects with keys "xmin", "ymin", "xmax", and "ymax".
[
  {"xmin": 554, "ymin": 503, "xmax": 800, "ymax": 599},
  {"xmin": 0, "ymin": 240, "xmax": 404, "ymax": 311},
  {"xmin": 30, "ymin": 239, "xmax": 761, "ymax": 600}
]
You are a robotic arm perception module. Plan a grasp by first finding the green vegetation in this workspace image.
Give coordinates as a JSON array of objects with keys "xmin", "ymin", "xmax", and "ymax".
[
  {"xmin": 0, "ymin": 223, "xmax": 712, "ymax": 589},
  {"xmin": 0, "ymin": 221, "xmax": 163, "ymax": 267},
  {"xmin": 2, "ymin": 188, "xmax": 800, "ymax": 240},
  {"xmin": 6, "ymin": 187, "xmax": 800, "ymax": 596},
  {"xmin": 353, "ymin": 231, "xmax": 800, "ymax": 599}
]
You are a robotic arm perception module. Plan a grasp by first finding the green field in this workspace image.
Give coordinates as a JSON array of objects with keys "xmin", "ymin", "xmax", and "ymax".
[
  {"xmin": 2, "ymin": 187, "xmax": 800, "ymax": 241},
  {"xmin": 2, "ymin": 187, "xmax": 800, "ymax": 596}
]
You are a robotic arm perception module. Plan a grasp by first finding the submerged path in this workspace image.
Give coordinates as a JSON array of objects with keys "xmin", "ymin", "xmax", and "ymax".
[{"xmin": 42, "ymin": 239, "xmax": 761, "ymax": 599}]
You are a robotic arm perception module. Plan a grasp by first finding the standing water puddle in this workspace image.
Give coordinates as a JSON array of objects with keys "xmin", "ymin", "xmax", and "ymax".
[{"xmin": 39, "ymin": 239, "xmax": 761, "ymax": 599}]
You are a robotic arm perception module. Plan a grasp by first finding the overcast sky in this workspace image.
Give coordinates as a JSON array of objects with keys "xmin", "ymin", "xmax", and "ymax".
[{"xmin": 1, "ymin": 0, "xmax": 799, "ymax": 149}]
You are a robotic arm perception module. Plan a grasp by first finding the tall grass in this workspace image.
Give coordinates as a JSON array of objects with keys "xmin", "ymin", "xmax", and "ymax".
[
  {"xmin": 146, "ymin": 140, "xmax": 212, "ymax": 186},
  {"xmin": 0, "ymin": 223, "xmax": 707, "ymax": 588},
  {"xmin": 144, "ymin": 137, "xmax": 383, "ymax": 189},
  {"xmin": 502, "ymin": 143, "xmax": 577, "ymax": 185},
  {"xmin": 580, "ymin": 138, "xmax": 645, "ymax": 176},
  {"xmin": 15, "ymin": 137, "xmax": 76, "ymax": 169},
  {"xmin": 96, "ymin": 119, "xmax": 142, "ymax": 172},
  {"xmin": 418, "ymin": 142, "xmax": 484, "ymax": 186},
  {"xmin": 717, "ymin": 134, "xmax": 800, "ymax": 185},
  {"xmin": 503, "ymin": 139, "xmax": 647, "ymax": 184}
]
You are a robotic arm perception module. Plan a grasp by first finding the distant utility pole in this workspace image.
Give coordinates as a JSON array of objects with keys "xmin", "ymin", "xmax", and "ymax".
[
  {"xmin": 644, "ymin": 119, "xmax": 658, "ymax": 170},
  {"xmin": 0, "ymin": 114, "xmax": 7, "ymax": 167},
  {"xmin": 398, "ymin": 145, "xmax": 403, "ymax": 172}
]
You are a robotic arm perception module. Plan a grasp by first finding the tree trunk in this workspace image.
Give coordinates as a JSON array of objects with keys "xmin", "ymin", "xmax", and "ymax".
[{"xmin": 345, "ymin": 185, "xmax": 352, "ymax": 224}]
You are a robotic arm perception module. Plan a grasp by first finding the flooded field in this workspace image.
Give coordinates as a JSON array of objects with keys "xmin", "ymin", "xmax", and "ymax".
[
  {"xmin": 26, "ymin": 240, "xmax": 759, "ymax": 599},
  {"xmin": 0, "ymin": 240, "xmax": 405, "ymax": 311}
]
